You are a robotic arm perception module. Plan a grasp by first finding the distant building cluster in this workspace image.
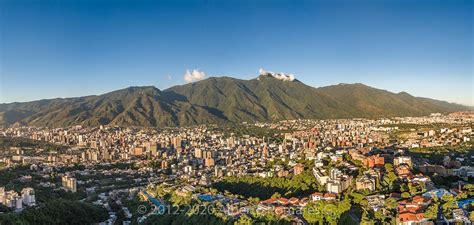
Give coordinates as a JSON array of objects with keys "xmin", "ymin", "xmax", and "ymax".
[{"xmin": 0, "ymin": 187, "xmax": 36, "ymax": 211}]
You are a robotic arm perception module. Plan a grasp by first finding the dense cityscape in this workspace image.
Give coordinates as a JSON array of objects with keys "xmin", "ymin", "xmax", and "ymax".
[
  {"xmin": 0, "ymin": 112, "xmax": 473, "ymax": 224},
  {"xmin": 1, "ymin": 1, "xmax": 472, "ymax": 225}
]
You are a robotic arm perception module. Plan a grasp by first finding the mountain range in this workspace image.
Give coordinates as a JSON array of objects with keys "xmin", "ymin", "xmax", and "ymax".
[{"xmin": 0, "ymin": 74, "xmax": 470, "ymax": 127}]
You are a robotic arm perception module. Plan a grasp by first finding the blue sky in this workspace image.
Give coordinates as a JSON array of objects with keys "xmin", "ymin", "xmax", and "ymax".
[{"xmin": 1, "ymin": 0, "xmax": 472, "ymax": 105}]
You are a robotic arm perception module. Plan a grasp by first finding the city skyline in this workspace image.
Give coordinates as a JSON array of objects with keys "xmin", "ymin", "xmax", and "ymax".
[{"xmin": 1, "ymin": 0, "xmax": 473, "ymax": 105}]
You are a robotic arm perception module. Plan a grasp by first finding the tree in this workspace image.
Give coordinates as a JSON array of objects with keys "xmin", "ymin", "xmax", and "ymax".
[
  {"xmin": 0, "ymin": 213, "xmax": 28, "ymax": 225},
  {"xmin": 303, "ymin": 202, "xmax": 324, "ymax": 223},
  {"xmin": 470, "ymin": 211, "xmax": 474, "ymax": 222},
  {"xmin": 303, "ymin": 199, "xmax": 351, "ymax": 225},
  {"xmin": 441, "ymin": 194, "xmax": 458, "ymax": 219},
  {"xmin": 213, "ymin": 170, "xmax": 320, "ymax": 199},
  {"xmin": 151, "ymin": 185, "xmax": 168, "ymax": 198},
  {"xmin": 441, "ymin": 194, "xmax": 454, "ymax": 203},
  {"xmin": 464, "ymin": 184, "xmax": 474, "ymax": 191},
  {"xmin": 424, "ymin": 203, "xmax": 439, "ymax": 220},
  {"xmin": 419, "ymin": 182, "xmax": 427, "ymax": 193},
  {"xmin": 374, "ymin": 210, "xmax": 385, "ymax": 222},
  {"xmin": 18, "ymin": 199, "xmax": 107, "ymax": 225},
  {"xmin": 400, "ymin": 183, "xmax": 408, "ymax": 193},
  {"xmin": 248, "ymin": 197, "xmax": 260, "ymax": 205},
  {"xmin": 401, "ymin": 192, "xmax": 411, "ymax": 199},
  {"xmin": 383, "ymin": 172, "xmax": 397, "ymax": 190},
  {"xmin": 360, "ymin": 209, "xmax": 375, "ymax": 225},
  {"xmin": 385, "ymin": 198, "xmax": 398, "ymax": 210},
  {"xmin": 170, "ymin": 191, "xmax": 191, "ymax": 206},
  {"xmin": 323, "ymin": 203, "xmax": 339, "ymax": 225},
  {"xmin": 235, "ymin": 214, "xmax": 253, "ymax": 225},
  {"xmin": 456, "ymin": 192, "xmax": 467, "ymax": 200},
  {"xmin": 350, "ymin": 192, "xmax": 365, "ymax": 204},
  {"xmin": 384, "ymin": 163, "xmax": 394, "ymax": 173},
  {"xmin": 271, "ymin": 192, "xmax": 281, "ymax": 199},
  {"xmin": 408, "ymin": 183, "xmax": 418, "ymax": 196}
]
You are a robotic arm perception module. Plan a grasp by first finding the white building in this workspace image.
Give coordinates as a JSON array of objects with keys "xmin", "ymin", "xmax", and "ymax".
[
  {"xmin": 21, "ymin": 187, "xmax": 36, "ymax": 206},
  {"xmin": 394, "ymin": 156, "xmax": 412, "ymax": 167}
]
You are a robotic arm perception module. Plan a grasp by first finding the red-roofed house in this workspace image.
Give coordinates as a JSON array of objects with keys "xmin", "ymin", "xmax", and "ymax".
[
  {"xmin": 397, "ymin": 213, "xmax": 426, "ymax": 225},
  {"xmin": 311, "ymin": 192, "xmax": 323, "ymax": 201},
  {"xmin": 288, "ymin": 197, "xmax": 299, "ymax": 205},
  {"xmin": 412, "ymin": 196, "xmax": 431, "ymax": 206},
  {"xmin": 323, "ymin": 193, "xmax": 337, "ymax": 201},
  {"xmin": 299, "ymin": 197, "xmax": 309, "ymax": 207},
  {"xmin": 396, "ymin": 165, "xmax": 412, "ymax": 178},
  {"xmin": 276, "ymin": 198, "xmax": 289, "ymax": 205},
  {"xmin": 261, "ymin": 198, "xmax": 277, "ymax": 204},
  {"xmin": 397, "ymin": 200, "xmax": 422, "ymax": 214}
]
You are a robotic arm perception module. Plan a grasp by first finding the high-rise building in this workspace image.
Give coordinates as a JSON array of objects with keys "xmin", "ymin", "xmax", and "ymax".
[
  {"xmin": 14, "ymin": 196, "xmax": 22, "ymax": 210},
  {"xmin": 21, "ymin": 188, "xmax": 36, "ymax": 206},
  {"xmin": 161, "ymin": 160, "xmax": 168, "ymax": 170},
  {"xmin": 150, "ymin": 144, "xmax": 158, "ymax": 156},
  {"xmin": 62, "ymin": 175, "xmax": 77, "ymax": 192},
  {"xmin": 172, "ymin": 137, "xmax": 182, "ymax": 149},
  {"xmin": 363, "ymin": 155, "xmax": 384, "ymax": 168},
  {"xmin": 262, "ymin": 145, "xmax": 269, "ymax": 157},
  {"xmin": 194, "ymin": 148, "xmax": 202, "ymax": 158}
]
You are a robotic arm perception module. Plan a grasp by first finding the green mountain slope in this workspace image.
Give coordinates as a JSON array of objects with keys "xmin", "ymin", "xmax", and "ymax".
[
  {"xmin": 0, "ymin": 76, "xmax": 470, "ymax": 127},
  {"xmin": 0, "ymin": 86, "xmax": 225, "ymax": 127},
  {"xmin": 316, "ymin": 83, "xmax": 468, "ymax": 118},
  {"xmin": 165, "ymin": 75, "xmax": 356, "ymax": 121}
]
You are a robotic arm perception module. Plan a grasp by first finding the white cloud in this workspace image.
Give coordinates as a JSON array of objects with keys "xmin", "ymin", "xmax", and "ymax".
[
  {"xmin": 167, "ymin": 75, "xmax": 172, "ymax": 80},
  {"xmin": 184, "ymin": 69, "xmax": 206, "ymax": 83},
  {"xmin": 259, "ymin": 68, "xmax": 295, "ymax": 81}
]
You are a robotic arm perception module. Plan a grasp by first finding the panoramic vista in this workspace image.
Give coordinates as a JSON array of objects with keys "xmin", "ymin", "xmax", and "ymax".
[{"xmin": 0, "ymin": 0, "xmax": 472, "ymax": 225}]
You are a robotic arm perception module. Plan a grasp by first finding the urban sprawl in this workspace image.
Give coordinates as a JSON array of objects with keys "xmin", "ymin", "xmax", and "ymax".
[{"xmin": 0, "ymin": 112, "xmax": 473, "ymax": 225}]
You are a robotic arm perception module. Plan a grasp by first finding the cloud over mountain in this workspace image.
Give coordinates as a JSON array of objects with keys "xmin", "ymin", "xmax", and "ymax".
[
  {"xmin": 259, "ymin": 68, "xmax": 295, "ymax": 81},
  {"xmin": 184, "ymin": 69, "xmax": 206, "ymax": 83},
  {"xmin": 0, "ymin": 74, "xmax": 470, "ymax": 128}
]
